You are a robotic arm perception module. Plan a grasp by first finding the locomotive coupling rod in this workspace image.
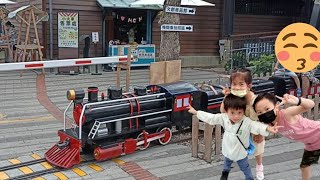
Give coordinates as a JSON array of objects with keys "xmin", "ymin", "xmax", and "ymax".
[{"xmin": 136, "ymin": 134, "xmax": 165, "ymax": 146}]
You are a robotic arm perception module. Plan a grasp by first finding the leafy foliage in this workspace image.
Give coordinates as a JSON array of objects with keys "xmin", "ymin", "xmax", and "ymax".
[
  {"xmin": 249, "ymin": 54, "xmax": 275, "ymax": 76},
  {"xmin": 224, "ymin": 51, "xmax": 249, "ymax": 72}
]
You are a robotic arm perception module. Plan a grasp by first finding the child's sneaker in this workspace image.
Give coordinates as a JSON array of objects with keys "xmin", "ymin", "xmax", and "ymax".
[
  {"xmin": 256, "ymin": 164, "xmax": 264, "ymax": 180},
  {"xmin": 220, "ymin": 171, "xmax": 229, "ymax": 180},
  {"xmin": 296, "ymin": 88, "xmax": 302, "ymax": 97}
]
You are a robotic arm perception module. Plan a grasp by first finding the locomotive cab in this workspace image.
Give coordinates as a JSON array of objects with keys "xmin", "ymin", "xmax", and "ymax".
[{"xmin": 149, "ymin": 81, "xmax": 201, "ymax": 130}]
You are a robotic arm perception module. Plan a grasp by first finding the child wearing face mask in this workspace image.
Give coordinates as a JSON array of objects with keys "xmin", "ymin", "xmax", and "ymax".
[
  {"xmin": 253, "ymin": 93, "xmax": 320, "ymax": 180},
  {"xmin": 188, "ymin": 94, "xmax": 279, "ymax": 180},
  {"xmin": 220, "ymin": 68, "xmax": 266, "ymax": 180}
]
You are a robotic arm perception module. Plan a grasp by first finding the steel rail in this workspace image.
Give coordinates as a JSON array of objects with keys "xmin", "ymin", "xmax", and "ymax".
[{"xmin": 0, "ymin": 158, "xmax": 46, "ymax": 172}]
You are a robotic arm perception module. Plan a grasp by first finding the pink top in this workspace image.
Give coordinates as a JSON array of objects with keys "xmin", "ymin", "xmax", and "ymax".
[{"xmin": 278, "ymin": 110, "xmax": 320, "ymax": 151}]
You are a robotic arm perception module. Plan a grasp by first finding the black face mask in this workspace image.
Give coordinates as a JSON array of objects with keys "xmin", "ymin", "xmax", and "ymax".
[{"xmin": 258, "ymin": 109, "xmax": 276, "ymax": 124}]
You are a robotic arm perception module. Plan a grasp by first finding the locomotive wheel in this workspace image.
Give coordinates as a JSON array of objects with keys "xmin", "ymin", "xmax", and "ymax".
[
  {"xmin": 158, "ymin": 127, "xmax": 172, "ymax": 145},
  {"xmin": 136, "ymin": 131, "xmax": 150, "ymax": 150}
]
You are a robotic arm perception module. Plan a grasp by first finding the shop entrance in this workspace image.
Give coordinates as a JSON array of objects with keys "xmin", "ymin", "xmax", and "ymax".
[{"xmin": 112, "ymin": 9, "xmax": 147, "ymax": 45}]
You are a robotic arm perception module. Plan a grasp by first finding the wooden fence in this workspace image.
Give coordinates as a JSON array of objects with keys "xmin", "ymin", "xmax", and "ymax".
[
  {"xmin": 303, "ymin": 94, "xmax": 320, "ymax": 120},
  {"xmin": 191, "ymin": 94, "xmax": 320, "ymax": 162}
]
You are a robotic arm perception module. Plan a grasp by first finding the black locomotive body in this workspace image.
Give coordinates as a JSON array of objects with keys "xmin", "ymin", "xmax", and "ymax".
[{"xmin": 45, "ymin": 73, "xmax": 320, "ymax": 169}]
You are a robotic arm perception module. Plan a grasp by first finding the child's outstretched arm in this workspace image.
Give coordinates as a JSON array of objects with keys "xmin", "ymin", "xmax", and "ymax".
[
  {"xmin": 266, "ymin": 122, "xmax": 283, "ymax": 134},
  {"xmin": 187, "ymin": 105, "xmax": 198, "ymax": 115},
  {"xmin": 219, "ymin": 84, "xmax": 230, "ymax": 113},
  {"xmin": 220, "ymin": 102, "xmax": 226, "ymax": 113},
  {"xmin": 187, "ymin": 105, "xmax": 225, "ymax": 126},
  {"xmin": 277, "ymin": 94, "xmax": 315, "ymax": 118}
]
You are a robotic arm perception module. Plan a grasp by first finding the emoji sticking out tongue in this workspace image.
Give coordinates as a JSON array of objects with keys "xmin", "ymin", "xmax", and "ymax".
[{"xmin": 275, "ymin": 23, "xmax": 320, "ymax": 73}]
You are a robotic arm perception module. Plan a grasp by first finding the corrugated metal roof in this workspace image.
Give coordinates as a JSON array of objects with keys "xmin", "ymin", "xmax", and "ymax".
[{"xmin": 97, "ymin": 0, "xmax": 163, "ymax": 10}]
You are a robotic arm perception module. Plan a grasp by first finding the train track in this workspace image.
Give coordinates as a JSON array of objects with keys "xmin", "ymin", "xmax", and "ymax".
[
  {"xmin": 0, "ymin": 128, "xmax": 194, "ymax": 179},
  {"xmin": 0, "ymin": 158, "xmax": 46, "ymax": 172},
  {"xmin": 0, "ymin": 158, "xmax": 57, "ymax": 180},
  {"xmin": 9, "ymin": 168, "xmax": 60, "ymax": 180},
  {"xmin": 0, "ymin": 158, "xmax": 97, "ymax": 180}
]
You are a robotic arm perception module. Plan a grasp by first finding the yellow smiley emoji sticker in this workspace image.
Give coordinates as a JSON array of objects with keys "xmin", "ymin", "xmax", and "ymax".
[{"xmin": 275, "ymin": 23, "xmax": 320, "ymax": 73}]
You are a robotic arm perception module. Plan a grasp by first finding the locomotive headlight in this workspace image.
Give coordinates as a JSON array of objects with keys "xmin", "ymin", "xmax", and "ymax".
[
  {"xmin": 67, "ymin": 90, "xmax": 76, "ymax": 100},
  {"xmin": 67, "ymin": 89, "xmax": 85, "ymax": 102}
]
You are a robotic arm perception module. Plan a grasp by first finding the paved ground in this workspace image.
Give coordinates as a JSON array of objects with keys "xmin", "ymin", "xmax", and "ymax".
[{"xmin": 0, "ymin": 68, "xmax": 319, "ymax": 180}]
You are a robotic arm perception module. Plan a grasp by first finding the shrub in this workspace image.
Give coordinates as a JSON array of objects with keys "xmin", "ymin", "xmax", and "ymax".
[
  {"xmin": 249, "ymin": 54, "xmax": 275, "ymax": 76},
  {"xmin": 224, "ymin": 51, "xmax": 249, "ymax": 72}
]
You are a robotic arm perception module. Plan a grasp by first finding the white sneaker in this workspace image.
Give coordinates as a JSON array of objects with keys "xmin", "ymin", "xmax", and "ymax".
[{"xmin": 256, "ymin": 164, "xmax": 264, "ymax": 180}]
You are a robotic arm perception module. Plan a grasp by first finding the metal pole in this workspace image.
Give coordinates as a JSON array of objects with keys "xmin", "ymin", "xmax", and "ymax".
[
  {"xmin": 49, "ymin": 0, "xmax": 53, "ymax": 59},
  {"xmin": 91, "ymin": 43, "xmax": 102, "ymax": 75},
  {"xmin": 102, "ymin": 9, "xmax": 106, "ymax": 57},
  {"xmin": 310, "ymin": 0, "xmax": 320, "ymax": 29}
]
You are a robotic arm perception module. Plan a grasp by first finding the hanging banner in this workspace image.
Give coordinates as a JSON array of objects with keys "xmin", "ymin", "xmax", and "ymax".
[{"xmin": 58, "ymin": 12, "xmax": 79, "ymax": 48}]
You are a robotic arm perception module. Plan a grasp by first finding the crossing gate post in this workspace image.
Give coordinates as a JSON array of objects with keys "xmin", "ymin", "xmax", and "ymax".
[
  {"xmin": 191, "ymin": 115, "xmax": 222, "ymax": 163},
  {"xmin": 116, "ymin": 46, "xmax": 135, "ymax": 92}
]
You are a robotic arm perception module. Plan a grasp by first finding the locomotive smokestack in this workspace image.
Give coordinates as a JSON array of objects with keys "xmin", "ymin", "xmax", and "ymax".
[{"xmin": 88, "ymin": 87, "xmax": 99, "ymax": 102}]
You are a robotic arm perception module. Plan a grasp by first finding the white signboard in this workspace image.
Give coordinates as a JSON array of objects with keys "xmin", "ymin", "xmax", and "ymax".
[
  {"xmin": 165, "ymin": 6, "xmax": 196, "ymax": 15},
  {"xmin": 92, "ymin": 32, "xmax": 99, "ymax": 43},
  {"xmin": 58, "ymin": 12, "xmax": 79, "ymax": 48},
  {"xmin": 161, "ymin": 24, "xmax": 193, "ymax": 32}
]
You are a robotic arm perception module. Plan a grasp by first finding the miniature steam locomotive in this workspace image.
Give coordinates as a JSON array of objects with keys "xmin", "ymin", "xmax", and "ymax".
[{"xmin": 45, "ymin": 73, "xmax": 320, "ymax": 169}]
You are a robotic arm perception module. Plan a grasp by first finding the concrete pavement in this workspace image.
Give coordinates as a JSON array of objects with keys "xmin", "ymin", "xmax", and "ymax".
[{"xmin": 0, "ymin": 68, "xmax": 319, "ymax": 179}]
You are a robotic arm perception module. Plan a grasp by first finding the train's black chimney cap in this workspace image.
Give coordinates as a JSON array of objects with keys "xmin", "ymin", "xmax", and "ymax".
[
  {"xmin": 134, "ymin": 86, "xmax": 147, "ymax": 96},
  {"xmin": 107, "ymin": 86, "xmax": 122, "ymax": 100}
]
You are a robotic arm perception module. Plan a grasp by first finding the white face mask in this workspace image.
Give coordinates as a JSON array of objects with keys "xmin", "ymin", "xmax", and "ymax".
[{"xmin": 231, "ymin": 89, "xmax": 247, "ymax": 98}]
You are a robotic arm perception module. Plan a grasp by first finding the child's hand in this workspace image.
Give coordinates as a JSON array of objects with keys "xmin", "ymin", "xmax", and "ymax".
[
  {"xmin": 266, "ymin": 122, "xmax": 283, "ymax": 134},
  {"xmin": 276, "ymin": 94, "xmax": 299, "ymax": 106},
  {"xmin": 187, "ymin": 105, "xmax": 197, "ymax": 115},
  {"xmin": 220, "ymin": 84, "xmax": 230, "ymax": 96}
]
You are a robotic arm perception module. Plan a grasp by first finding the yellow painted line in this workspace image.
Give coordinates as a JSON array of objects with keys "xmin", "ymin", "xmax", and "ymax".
[
  {"xmin": 0, "ymin": 115, "xmax": 54, "ymax": 124},
  {"xmin": 0, "ymin": 171, "xmax": 9, "ymax": 180},
  {"xmin": 88, "ymin": 164, "xmax": 104, "ymax": 172},
  {"xmin": 40, "ymin": 162, "xmax": 53, "ymax": 169},
  {"xmin": 53, "ymin": 172, "xmax": 68, "ymax": 180},
  {"xmin": 72, "ymin": 167, "xmax": 86, "ymax": 177},
  {"xmin": 112, "ymin": 158, "xmax": 126, "ymax": 165},
  {"xmin": 33, "ymin": 177, "xmax": 46, "ymax": 180},
  {"xmin": 19, "ymin": 166, "xmax": 33, "ymax": 174},
  {"xmin": 31, "ymin": 154, "xmax": 42, "ymax": 160},
  {"xmin": 0, "ymin": 112, "xmax": 7, "ymax": 119},
  {"xmin": 9, "ymin": 159, "xmax": 21, "ymax": 164}
]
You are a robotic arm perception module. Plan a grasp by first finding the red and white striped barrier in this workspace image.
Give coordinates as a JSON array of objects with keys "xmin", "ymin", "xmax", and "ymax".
[{"xmin": 0, "ymin": 56, "xmax": 132, "ymax": 71}]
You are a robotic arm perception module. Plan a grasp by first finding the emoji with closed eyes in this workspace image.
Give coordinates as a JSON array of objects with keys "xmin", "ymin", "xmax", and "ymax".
[{"xmin": 275, "ymin": 23, "xmax": 320, "ymax": 73}]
